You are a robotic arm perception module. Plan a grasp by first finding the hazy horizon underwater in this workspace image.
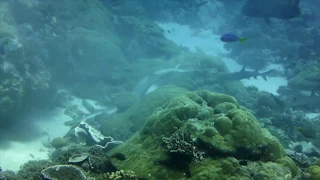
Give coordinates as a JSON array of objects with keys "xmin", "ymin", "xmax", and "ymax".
[{"xmin": 1, "ymin": 0, "xmax": 320, "ymax": 179}]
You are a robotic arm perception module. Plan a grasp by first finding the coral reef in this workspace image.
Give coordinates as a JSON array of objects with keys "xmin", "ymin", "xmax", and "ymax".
[
  {"xmin": 74, "ymin": 120, "xmax": 122, "ymax": 152},
  {"xmin": 305, "ymin": 159, "xmax": 320, "ymax": 180},
  {"xmin": 103, "ymin": 170, "xmax": 137, "ymax": 180},
  {"xmin": 41, "ymin": 165, "xmax": 86, "ymax": 180},
  {"xmin": 17, "ymin": 160, "xmax": 53, "ymax": 180},
  {"xmin": 106, "ymin": 90, "xmax": 298, "ymax": 179},
  {"xmin": 162, "ymin": 128, "xmax": 204, "ymax": 162}
]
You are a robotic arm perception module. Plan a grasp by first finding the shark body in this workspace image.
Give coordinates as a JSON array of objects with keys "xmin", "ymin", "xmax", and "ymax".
[{"xmin": 218, "ymin": 66, "xmax": 274, "ymax": 81}]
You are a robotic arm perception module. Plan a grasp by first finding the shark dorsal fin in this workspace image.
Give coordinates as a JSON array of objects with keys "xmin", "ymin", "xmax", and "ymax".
[{"xmin": 240, "ymin": 66, "xmax": 246, "ymax": 72}]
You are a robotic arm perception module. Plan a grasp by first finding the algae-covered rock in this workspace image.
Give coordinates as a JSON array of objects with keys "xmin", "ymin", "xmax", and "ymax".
[
  {"xmin": 41, "ymin": 165, "xmax": 86, "ymax": 180},
  {"xmin": 189, "ymin": 158, "xmax": 293, "ymax": 180},
  {"xmin": 252, "ymin": 162, "xmax": 292, "ymax": 180},
  {"xmin": 189, "ymin": 157, "xmax": 242, "ymax": 180},
  {"xmin": 17, "ymin": 160, "xmax": 53, "ymax": 180},
  {"xmin": 214, "ymin": 116, "xmax": 232, "ymax": 135},
  {"xmin": 305, "ymin": 164, "xmax": 320, "ymax": 180},
  {"xmin": 276, "ymin": 156, "xmax": 299, "ymax": 178},
  {"xmin": 106, "ymin": 90, "xmax": 298, "ymax": 179},
  {"xmin": 51, "ymin": 137, "xmax": 68, "ymax": 149},
  {"xmin": 288, "ymin": 65, "xmax": 320, "ymax": 91}
]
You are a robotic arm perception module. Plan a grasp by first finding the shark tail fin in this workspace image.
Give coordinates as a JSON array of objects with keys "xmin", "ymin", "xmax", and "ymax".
[
  {"xmin": 239, "ymin": 38, "xmax": 247, "ymax": 44},
  {"xmin": 262, "ymin": 75, "xmax": 267, "ymax": 81},
  {"xmin": 261, "ymin": 69, "xmax": 274, "ymax": 81}
]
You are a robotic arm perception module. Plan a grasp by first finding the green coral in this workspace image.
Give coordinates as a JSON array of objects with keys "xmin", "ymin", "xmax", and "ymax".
[
  {"xmin": 214, "ymin": 116, "xmax": 232, "ymax": 135},
  {"xmin": 41, "ymin": 165, "xmax": 86, "ymax": 180},
  {"xmin": 17, "ymin": 160, "xmax": 53, "ymax": 180},
  {"xmin": 106, "ymin": 90, "xmax": 298, "ymax": 179},
  {"xmin": 103, "ymin": 170, "xmax": 138, "ymax": 180},
  {"xmin": 252, "ymin": 162, "xmax": 292, "ymax": 180},
  {"xmin": 305, "ymin": 160, "xmax": 320, "ymax": 180}
]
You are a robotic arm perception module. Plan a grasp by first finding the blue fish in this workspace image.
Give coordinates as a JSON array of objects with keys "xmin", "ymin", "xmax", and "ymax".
[{"xmin": 220, "ymin": 34, "xmax": 247, "ymax": 44}]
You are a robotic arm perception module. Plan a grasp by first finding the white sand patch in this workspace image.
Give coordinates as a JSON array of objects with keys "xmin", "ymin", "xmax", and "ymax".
[
  {"xmin": 0, "ymin": 140, "xmax": 49, "ymax": 172},
  {"xmin": 0, "ymin": 108, "xmax": 72, "ymax": 172},
  {"xmin": 306, "ymin": 113, "xmax": 320, "ymax": 120},
  {"xmin": 33, "ymin": 108, "xmax": 73, "ymax": 139},
  {"xmin": 0, "ymin": 93, "xmax": 115, "ymax": 172}
]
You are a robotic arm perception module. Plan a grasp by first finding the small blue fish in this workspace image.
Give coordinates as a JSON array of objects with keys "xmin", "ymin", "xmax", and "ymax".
[
  {"xmin": 0, "ymin": 39, "xmax": 9, "ymax": 55},
  {"xmin": 220, "ymin": 34, "xmax": 247, "ymax": 44}
]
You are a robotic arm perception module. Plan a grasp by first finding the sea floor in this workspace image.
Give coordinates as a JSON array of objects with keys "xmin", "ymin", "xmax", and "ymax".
[
  {"xmin": 0, "ymin": 95, "xmax": 112, "ymax": 172},
  {"xmin": 0, "ymin": 108, "xmax": 71, "ymax": 171}
]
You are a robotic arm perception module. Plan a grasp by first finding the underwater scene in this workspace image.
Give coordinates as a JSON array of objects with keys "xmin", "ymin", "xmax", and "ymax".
[{"xmin": 1, "ymin": 0, "xmax": 320, "ymax": 179}]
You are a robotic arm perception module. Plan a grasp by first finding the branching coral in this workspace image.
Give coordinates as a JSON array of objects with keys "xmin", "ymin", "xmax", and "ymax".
[
  {"xmin": 162, "ymin": 128, "xmax": 204, "ymax": 162},
  {"xmin": 103, "ymin": 170, "xmax": 137, "ymax": 180},
  {"xmin": 41, "ymin": 165, "xmax": 87, "ymax": 180}
]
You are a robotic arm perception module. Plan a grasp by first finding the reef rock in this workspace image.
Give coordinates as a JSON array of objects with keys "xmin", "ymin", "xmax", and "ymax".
[
  {"xmin": 75, "ymin": 121, "xmax": 122, "ymax": 152},
  {"xmin": 107, "ymin": 90, "xmax": 299, "ymax": 179},
  {"xmin": 41, "ymin": 165, "xmax": 86, "ymax": 180}
]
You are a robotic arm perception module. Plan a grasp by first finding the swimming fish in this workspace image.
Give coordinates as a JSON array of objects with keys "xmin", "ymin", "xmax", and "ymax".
[
  {"xmin": 296, "ymin": 127, "xmax": 316, "ymax": 138},
  {"xmin": 217, "ymin": 66, "xmax": 274, "ymax": 81},
  {"xmin": 220, "ymin": 34, "xmax": 247, "ymax": 44}
]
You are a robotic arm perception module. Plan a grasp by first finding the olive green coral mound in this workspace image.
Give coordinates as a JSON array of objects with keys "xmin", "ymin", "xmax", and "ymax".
[{"xmin": 107, "ymin": 90, "xmax": 298, "ymax": 179}]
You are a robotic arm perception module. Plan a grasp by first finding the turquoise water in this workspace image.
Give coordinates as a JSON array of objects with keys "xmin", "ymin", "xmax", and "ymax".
[{"xmin": 0, "ymin": 0, "xmax": 319, "ymax": 179}]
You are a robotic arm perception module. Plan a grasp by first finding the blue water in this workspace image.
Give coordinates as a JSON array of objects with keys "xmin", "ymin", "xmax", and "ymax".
[{"xmin": 0, "ymin": 0, "xmax": 319, "ymax": 179}]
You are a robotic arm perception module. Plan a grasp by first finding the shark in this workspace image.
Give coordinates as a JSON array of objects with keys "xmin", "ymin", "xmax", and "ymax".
[
  {"xmin": 241, "ymin": 0, "xmax": 301, "ymax": 25},
  {"xmin": 276, "ymin": 87, "xmax": 320, "ymax": 111},
  {"xmin": 133, "ymin": 64, "xmax": 199, "ymax": 98},
  {"xmin": 217, "ymin": 66, "xmax": 274, "ymax": 81}
]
